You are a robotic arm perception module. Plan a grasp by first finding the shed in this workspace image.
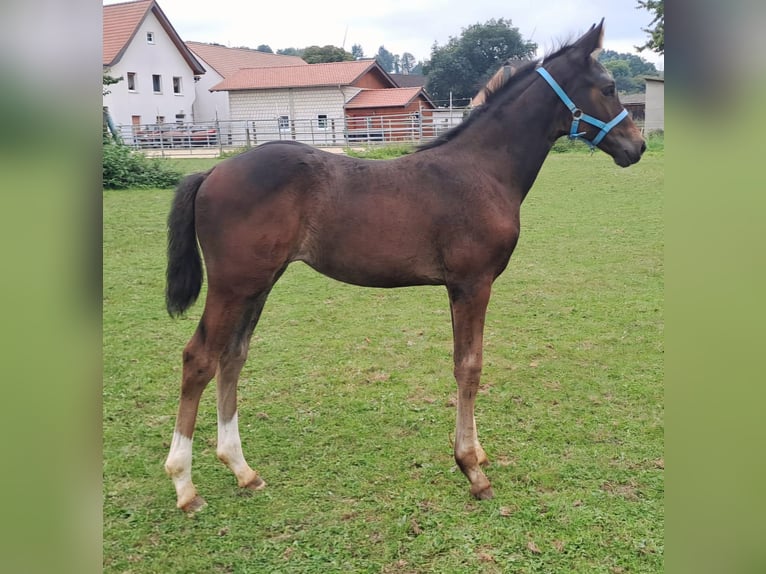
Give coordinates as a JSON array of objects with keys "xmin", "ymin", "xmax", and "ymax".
[
  {"xmin": 644, "ymin": 76, "xmax": 664, "ymax": 133},
  {"xmin": 344, "ymin": 87, "xmax": 436, "ymax": 141}
]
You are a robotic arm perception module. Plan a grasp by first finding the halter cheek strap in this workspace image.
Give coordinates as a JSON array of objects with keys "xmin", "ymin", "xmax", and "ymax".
[{"xmin": 536, "ymin": 67, "xmax": 628, "ymax": 149}]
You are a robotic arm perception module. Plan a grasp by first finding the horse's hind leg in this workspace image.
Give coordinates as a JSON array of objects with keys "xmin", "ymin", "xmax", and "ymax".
[
  {"xmin": 164, "ymin": 288, "xmax": 250, "ymax": 511},
  {"xmin": 215, "ymin": 292, "xmax": 270, "ymax": 492}
]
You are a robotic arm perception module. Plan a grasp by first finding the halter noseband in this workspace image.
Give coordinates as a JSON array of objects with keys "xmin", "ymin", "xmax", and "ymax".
[{"xmin": 536, "ymin": 67, "xmax": 628, "ymax": 149}]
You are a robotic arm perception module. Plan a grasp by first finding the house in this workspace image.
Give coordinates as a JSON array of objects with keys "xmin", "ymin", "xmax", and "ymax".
[
  {"xmin": 644, "ymin": 76, "xmax": 664, "ymax": 133},
  {"xmin": 103, "ymin": 0, "xmax": 205, "ymax": 134},
  {"xmin": 186, "ymin": 42, "xmax": 306, "ymax": 123},
  {"xmin": 211, "ymin": 59, "xmax": 434, "ymax": 144},
  {"xmin": 344, "ymin": 87, "xmax": 436, "ymax": 141}
]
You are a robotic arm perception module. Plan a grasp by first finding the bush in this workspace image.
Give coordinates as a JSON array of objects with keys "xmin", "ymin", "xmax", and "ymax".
[
  {"xmin": 218, "ymin": 146, "xmax": 251, "ymax": 159},
  {"xmin": 344, "ymin": 144, "xmax": 414, "ymax": 159},
  {"xmin": 645, "ymin": 130, "xmax": 664, "ymax": 152},
  {"xmin": 551, "ymin": 137, "xmax": 591, "ymax": 153},
  {"xmin": 103, "ymin": 143, "xmax": 182, "ymax": 189}
]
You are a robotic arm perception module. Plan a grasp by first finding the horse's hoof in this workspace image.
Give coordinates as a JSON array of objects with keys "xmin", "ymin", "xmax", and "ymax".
[
  {"xmin": 244, "ymin": 476, "xmax": 266, "ymax": 491},
  {"xmin": 180, "ymin": 494, "xmax": 207, "ymax": 513},
  {"xmin": 471, "ymin": 484, "xmax": 494, "ymax": 500}
]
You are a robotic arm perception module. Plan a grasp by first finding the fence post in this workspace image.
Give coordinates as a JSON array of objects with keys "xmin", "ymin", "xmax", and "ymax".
[
  {"xmin": 159, "ymin": 124, "xmax": 166, "ymax": 157},
  {"xmin": 216, "ymin": 119, "xmax": 222, "ymax": 156},
  {"xmin": 245, "ymin": 127, "xmax": 251, "ymax": 149},
  {"xmin": 417, "ymin": 104, "xmax": 423, "ymax": 143},
  {"xmin": 310, "ymin": 118, "xmax": 315, "ymax": 145}
]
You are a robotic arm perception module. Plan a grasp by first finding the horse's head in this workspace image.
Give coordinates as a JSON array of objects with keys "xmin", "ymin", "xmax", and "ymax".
[{"xmin": 541, "ymin": 20, "xmax": 646, "ymax": 167}]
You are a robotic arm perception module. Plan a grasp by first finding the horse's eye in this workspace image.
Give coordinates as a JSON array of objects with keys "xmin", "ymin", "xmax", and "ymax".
[{"xmin": 602, "ymin": 84, "xmax": 616, "ymax": 97}]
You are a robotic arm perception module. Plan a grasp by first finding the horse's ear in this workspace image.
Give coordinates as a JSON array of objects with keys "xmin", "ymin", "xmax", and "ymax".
[{"xmin": 574, "ymin": 19, "xmax": 605, "ymax": 60}]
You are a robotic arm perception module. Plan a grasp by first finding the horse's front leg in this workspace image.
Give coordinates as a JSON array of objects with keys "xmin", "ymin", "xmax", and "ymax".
[{"xmin": 448, "ymin": 279, "xmax": 494, "ymax": 500}]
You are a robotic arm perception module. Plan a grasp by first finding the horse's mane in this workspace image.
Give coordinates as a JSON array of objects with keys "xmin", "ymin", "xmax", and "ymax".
[{"xmin": 417, "ymin": 41, "xmax": 575, "ymax": 152}]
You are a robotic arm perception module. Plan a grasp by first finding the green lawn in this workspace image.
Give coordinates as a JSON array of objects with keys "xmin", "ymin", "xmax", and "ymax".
[{"xmin": 104, "ymin": 151, "xmax": 663, "ymax": 573}]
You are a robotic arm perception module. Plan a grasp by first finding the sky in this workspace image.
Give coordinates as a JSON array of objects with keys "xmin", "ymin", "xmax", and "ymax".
[{"xmin": 105, "ymin": 0, "xmax": 663, "ymax": 70}]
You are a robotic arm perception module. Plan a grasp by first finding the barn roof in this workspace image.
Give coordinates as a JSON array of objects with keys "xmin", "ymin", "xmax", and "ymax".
[
  {"xmin": 389, "ymin": 74, "xmax": 428, "ymax": 88},
  {"xmin": 345, "ymin": 87, "xmax": 435, "ymax": 109},
  {"xmin": 186, "ymin": 42, "xmax": 306, "ymax": 79},
  {"xmin": 103, "ymin": 0, "xmax": 205, "ymax": 74},
  {"xmin": 211, "ymin": 59, "xmax": 395, "ymax": 91},
  {"xmin": 620, "ymin": 93, "xmax": 646, "ymax": 105}
]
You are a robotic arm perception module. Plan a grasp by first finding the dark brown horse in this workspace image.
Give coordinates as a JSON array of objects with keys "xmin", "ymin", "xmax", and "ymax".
[{"xmin": 164, "ymin": 21, "xmax": 645, "ymax": 511}]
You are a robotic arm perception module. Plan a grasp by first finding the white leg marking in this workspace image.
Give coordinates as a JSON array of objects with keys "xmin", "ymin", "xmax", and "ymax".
[
  {"xmin": 217, "ymin": 412, "xmax": 263, "ymax": 488},
  {"xmin": 165, "ymin": 431, "xmax": 197, "ymax": 508}
]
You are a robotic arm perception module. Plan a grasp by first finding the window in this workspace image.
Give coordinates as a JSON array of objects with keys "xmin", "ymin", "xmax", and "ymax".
[
  {"xmin": 152, "ymin": 74, "xmax": 162, "ymax": 93},
  {"xmin": 278, "ymin": 115, "xmax": 289, "ymax": 131},
  {"xmin": 146, "ymin": 32, "xmax": 155, "ymax": 44},
  {"xmin": 172, "ymin": 76, "xmax": 182, "ymax": 95},
  {"xmin": 127, "ymin": 72, "xmax": 137, "ymax": 91},
  {"xmin": 317, "ymin": 114, "xmax": 328, "ymax": 129}
]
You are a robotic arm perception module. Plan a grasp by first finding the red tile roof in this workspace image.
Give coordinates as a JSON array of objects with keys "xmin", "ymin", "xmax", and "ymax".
[
  {"xmin": 186, "ymin": 42, "xmax": 306, "ymax": 79},
  {"xmin": 103, "ymin": 0, "xmax": 152, "ymax": 65},
  {"xmin": 211, "ymin": 60, "xmax": 389, "ymax": 91},
  {"xmin": 345, "ymin": 87, "xmax": 434, "ymax": 109},
  {"xmin": 103, "ymin": 0, "xmax": 205, "ymax": 74}
]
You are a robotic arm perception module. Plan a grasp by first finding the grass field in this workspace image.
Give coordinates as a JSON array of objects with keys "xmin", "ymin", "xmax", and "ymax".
[{"xmin": 104, "ymin": 150, "xmax": 663, "ymax": 573}]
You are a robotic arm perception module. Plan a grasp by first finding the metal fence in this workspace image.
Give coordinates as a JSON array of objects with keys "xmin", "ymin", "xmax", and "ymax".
[{"xmin": 116, "ymin": 112, "xmax": 467, "ymax": 154}]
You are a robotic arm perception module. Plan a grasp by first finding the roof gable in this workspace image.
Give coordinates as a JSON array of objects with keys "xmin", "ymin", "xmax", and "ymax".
[
  {"xmin": 103, "ymin": 0, "xmax": 205, "ymax": 74},
  {"xmin": 187, "ymin": 42, "xmax": 306, "ymax": 79},
  {"xmin": 211, "ymin": 60, "xmax": 397, "ymax": 92},
  {"xmin": 345, "ymin": 87, "xmax": 435, "ymax": 109}
]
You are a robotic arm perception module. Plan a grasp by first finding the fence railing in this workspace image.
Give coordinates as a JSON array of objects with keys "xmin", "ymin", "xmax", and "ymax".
[{"xmin": 116, "ymin": 112, "xmax": 467, "ymax": 153}]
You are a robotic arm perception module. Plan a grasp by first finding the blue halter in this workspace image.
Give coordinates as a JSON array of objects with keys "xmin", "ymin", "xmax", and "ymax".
[{"xmin": 536, "ymin": 67, "xmax": 628, "ymax": 149}]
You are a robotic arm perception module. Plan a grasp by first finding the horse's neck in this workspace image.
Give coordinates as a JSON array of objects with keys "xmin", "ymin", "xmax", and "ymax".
[{"xmin": 460, "ymin": 86, "xmax": 562, "ymax": 198}]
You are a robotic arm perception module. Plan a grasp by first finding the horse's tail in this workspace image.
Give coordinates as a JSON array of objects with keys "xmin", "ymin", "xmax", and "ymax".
[{"xmin": 166, "ymin": 170, "xmax": 209, "ymax": 317}]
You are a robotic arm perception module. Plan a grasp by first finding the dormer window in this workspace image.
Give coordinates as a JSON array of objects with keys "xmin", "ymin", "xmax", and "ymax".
[{"xmin": 146, "ymin": 32, "xmax": 155, "ymax": 44}]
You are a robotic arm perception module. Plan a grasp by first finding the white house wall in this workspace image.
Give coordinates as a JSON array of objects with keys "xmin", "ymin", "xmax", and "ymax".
[
  {"xmin": 227, "ymin": 86, "xmax": 360, "ymax": 144},
  {"xmin": 103, "ymin": 10, "xmax": 199, "ymax": 128},
  {"xmin": 190, "ymin": 56, "xmax": 229, "ymax": 123},
  {"xmin": 644, "ymin": 80, "xmax": 664, "ymax": 133},
  {"xmin": 228, "ymin": 86, "xmax": 353, "ymax": 121}
]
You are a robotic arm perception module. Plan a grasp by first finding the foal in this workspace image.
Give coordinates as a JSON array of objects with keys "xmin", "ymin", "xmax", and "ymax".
[{"xmin": 164, "ymin": 21, "xmax": 645, "ymax": 511}]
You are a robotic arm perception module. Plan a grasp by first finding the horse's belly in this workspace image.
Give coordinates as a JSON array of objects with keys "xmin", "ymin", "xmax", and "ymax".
[{"xmin": 297, "ymin": 241, "xmax": 443, "ymax": 288}]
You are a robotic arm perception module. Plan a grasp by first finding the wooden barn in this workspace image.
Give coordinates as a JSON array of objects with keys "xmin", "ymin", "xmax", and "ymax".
[{"xmin": 344, "ymin": 87, "xmax": 436, "ymax": 142}]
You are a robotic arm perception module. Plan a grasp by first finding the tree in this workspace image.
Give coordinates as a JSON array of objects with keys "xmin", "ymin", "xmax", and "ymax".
[
  {"xmin": 256, "ymin": 44, "xmax": 273, "ymax": 53},
  {"xmin": 301, "ymin": 45, "xmax": 354, "ymax": 63},
  {"xmin": 102, "ymin": 70, "xmax": 122, "ymax": 96},
  {"xmin": 599, "ymin": 50, "xmax": 659, "ymax": 93},
  {"xmin": 400, "ymin": 52, "xmax": 416, "ymax": 74},
  {"xmin": 351, "ymin": 44, "xmax": 365, "ymax": 59},
  {"xmin": 376, "ymin": 46, "xmax": 395, "ymax": 73},
  {"xmin": 602, "ymin": 60, "xmax": 640, "ymax": 93},
  {"xmin": 636, "ymin": 0, "xmax": 664, "ymax": 55},
  {"xmin": 277, "ymin": 47, "xmax": 302, "ymax": 57},
  {"xmin": 424, "ymin": 18, "xmax": 536, "ymax": 105}
]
